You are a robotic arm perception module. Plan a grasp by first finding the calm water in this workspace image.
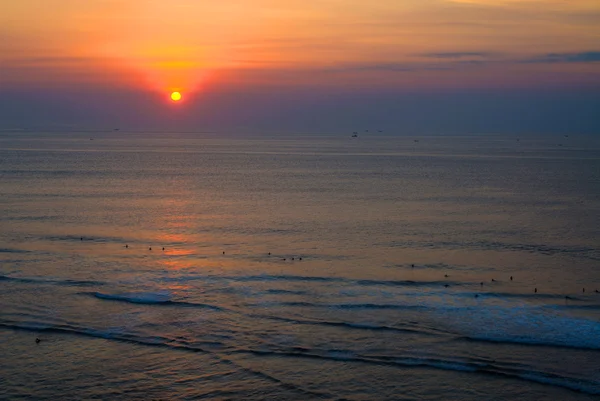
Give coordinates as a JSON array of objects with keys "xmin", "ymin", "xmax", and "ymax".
[{"xmin": 1, "ymin": 132, "xmax": 599, "ymax": 400}]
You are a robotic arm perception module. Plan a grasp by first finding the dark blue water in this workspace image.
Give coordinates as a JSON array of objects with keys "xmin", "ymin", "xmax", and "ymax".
[{"xmin": 1, "ymin": 132, "xmax": 599, "ymax": 400}]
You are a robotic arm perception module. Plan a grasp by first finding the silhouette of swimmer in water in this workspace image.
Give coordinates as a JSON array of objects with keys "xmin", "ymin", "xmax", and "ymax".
[
  {"xmin": 291, "ymin": 257, "xmax": 294, "ymax": 260},
  {"xmin": 223, "ymin": 251, "xmax": 225, "ymax": 255},
  {"xmin": 149, "ymin": 247, "xmax": 152, "ymax": 251},
  {"xmin": 491, "ymin": 279, "xmax": 496, "ymax": 282},
  {"xmin": 268, "ymin": 252, "xmax": 271, "ymax": 256},
  {"xmin": 35, "ymin": 338, "xmax": 41, "ymax": 344},
  {"xmin": 534, "ymin": 288, "xmax": 538, "ymax": 293},
  {"xmin": 125, "ymin": 244, "xmax": 128, "ymax": 248},
  {"xmin": 474, "ymin": 294, "xmax": 479, "ymax": 298},
  {"xmin": 444, "ymin": 284, "xmax": 449, "ymax": 288},
  {"xmin": 444, "ymin": 274, "xmax": 449, "ymax": 278},
  {"xmin": 510, "ymin": 276, "xmax": 513, "ymax": 281},
  {"xmin": 80, "ymin": 237, "xmax": 83, "ymax": 241},
  {"xmin": 299, "ymin": 257, "xmax": 302, "ymax": 260}
]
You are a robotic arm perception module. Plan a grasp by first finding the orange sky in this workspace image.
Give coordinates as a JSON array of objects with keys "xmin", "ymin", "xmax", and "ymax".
[{"xmin": 1, "ymin": 0, "xmax": 599, "ymax": 94}]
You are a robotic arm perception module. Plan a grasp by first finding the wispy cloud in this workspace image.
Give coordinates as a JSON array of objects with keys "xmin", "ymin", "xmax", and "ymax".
[
  {"xmin": 525, "ymin": 51, "xmax": 600, "ymax": 63},
  {"xmin": 422, "ymin": 52, "xmax": 494, "ymax": 59}
]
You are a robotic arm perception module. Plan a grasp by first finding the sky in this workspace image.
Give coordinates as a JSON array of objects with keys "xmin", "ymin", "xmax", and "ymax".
[{"xmin": 1, "ymin": 0, "xmax": 599, "ymax": 133}]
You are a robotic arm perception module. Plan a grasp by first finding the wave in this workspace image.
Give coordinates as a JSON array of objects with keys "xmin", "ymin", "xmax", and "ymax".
[
  {"xmin": 264, "ymin": 289, "xmax": 309, "ymax": 295},
  {"xmin": 355, "ymin": 279, "xmax": 458, "ymax": 287},
  {"xmin": 40, "ymin": 234, "xmax": 128, "ymax": 244},
  {"xmin": 256, "ymin": 299, "xmax": 600, "ymax": 350},
  {"xmin": 380, "ymin": 239, "xmax": 600, "ymax": 261},
  {"xmin": 550, "ymin": 304, "xmax": 600, "ymax": 310},
  {"xmin": 437, "ymin": 305, "xmax": 600, "ymax": 351},
  {"xmin": 250, "ymin": 300, "xmax": 426, "ymax": 311},
  {"xmin": 462, "ymin": 292, "xmax": 583, "ymax": 301},
  {"xmin": 0, "ymin": 248, "xmax": 30, "ymax": 253},
  {"xmin": 2, "ymin": 320, "xmax": 598, "ymax": 395},
  {"xmin": 87, "ymin": 292, "xmax": 224, "ymax": 310},
  {"xmin": 248, "ymin": 313, "xmax": 429, "ymax": 335},
  {"xmin": 240, "ymin": 274, "xmax": 343, "ymax": 283},
  {"xmin": 461, "ymin": 335, "xmax": 600, "ymax": 351},
  {"xmin": 0, "ymin": 321, "xmax": 333, "ymax": 399},
  {"xmin": 0, "ymin": 320, "xmax": 173, "ymax": 347},
  {"xmin": 92, "ymin": 291, "xmax": 172, "ymax": 303},
  {"xmin": 0, "ymin": 275, "xmax": 104, "ymax": 287},
  {"xmin": 175, "ymin": 273, "xmax": 457, "ymax": 288},
  {"xmin": 229, "ymin": 348, "xmax": 600, "ymax": 396}
]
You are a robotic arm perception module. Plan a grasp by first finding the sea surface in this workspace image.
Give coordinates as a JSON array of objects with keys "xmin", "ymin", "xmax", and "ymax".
[{"xmin": 0, "ymin": 131, "xmax": 599, "ymax": 400}]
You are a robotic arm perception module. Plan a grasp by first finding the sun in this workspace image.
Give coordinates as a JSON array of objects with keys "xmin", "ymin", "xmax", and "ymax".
[{"xmin": 170, "ymin": 91, "xmax": 182, "ymax": 102}]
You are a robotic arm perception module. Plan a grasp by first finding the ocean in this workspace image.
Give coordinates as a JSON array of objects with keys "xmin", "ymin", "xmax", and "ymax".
[{"xmin": 0, "ymin": 131, "xmax": 599, "ymax": 400}]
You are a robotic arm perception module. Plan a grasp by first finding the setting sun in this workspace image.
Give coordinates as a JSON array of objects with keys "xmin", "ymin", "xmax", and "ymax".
[{"xmin": 170, "ymin": 91, "xmax": 182, "ymax": 101}]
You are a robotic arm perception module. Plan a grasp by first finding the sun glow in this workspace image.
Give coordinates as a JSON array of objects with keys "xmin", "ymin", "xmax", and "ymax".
[{"xmin": 170, "ymin": 91, "xmax": 182, "ymax": 101}]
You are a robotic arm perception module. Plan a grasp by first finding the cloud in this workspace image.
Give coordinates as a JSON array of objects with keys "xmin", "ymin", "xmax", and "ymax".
[
  {"xmin": 422, "ymin": 52, "xmax": 494, "ymax": 59},
  {"xmin": 525, "ymin": 51, "xmax": 600, "ymax": 63}
]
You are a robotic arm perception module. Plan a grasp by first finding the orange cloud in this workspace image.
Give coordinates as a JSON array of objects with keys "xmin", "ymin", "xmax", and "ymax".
[{"xmin": 2, "ymin": 0, "xmax": 599, "ymax": 92}]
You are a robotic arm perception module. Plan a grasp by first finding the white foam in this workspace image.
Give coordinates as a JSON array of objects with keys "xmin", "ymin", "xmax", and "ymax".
[
  {"xmin": 94, "ymin": 291, "xmax": 172, "ymax": 304},
  {"xmin": 433, "ymin": 301, "xmax": 600, "ymax": 349}
]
